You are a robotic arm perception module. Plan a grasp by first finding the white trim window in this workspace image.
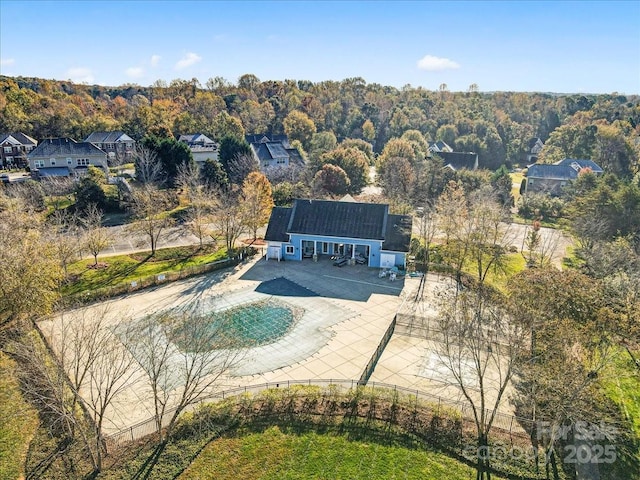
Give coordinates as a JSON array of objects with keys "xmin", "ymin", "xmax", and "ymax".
[
  {"xmin": 3, "ymin": 146, "xmax": 12, "ymax": 153},
  {"xmin": 77, "ymin": 158, "xmax": 90, "ymax": 166},
  {"xmin": 67, "ymin": 158, "xmax": 73, "ymax": 165},
  {"xmin": 285, "ymin": 245, "xmax": 294, "ymax": 255},
  {"xmin": 50, "ymin": 158, "xmax": 56, "ymax": 166},
  {"xmin": 34, "ymin": 159, "xmax": 45, "ymax": 168}
]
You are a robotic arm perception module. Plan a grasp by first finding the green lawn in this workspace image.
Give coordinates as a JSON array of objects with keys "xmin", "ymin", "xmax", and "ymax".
[
  {"xmin": 63, "ymin": 245, "xmax": 228, "ymax": 296},
  {"xmin": 0, "ymin": 352, "xmax": 39, "ymax": 480},
  {"xmin": 510, "ymin": 172, "xmax": 525, "ymax": 203},
  {"xmin": 599, "ymin": 349, "xmax": 640, "ymax": 477},
  {"xmin": 178, "ymin": 426, "xmax": 500, "ymax": 480},
  {"xmin": 601, "ymin": 349, "xmax": 640, "ymax": 437}
]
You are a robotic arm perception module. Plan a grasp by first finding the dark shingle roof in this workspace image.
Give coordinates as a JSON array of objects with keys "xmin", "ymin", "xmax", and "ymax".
[
  {"xmin": 246, "ymin": 134, "xmax": 290, "ymax": 147},
  {"xmin": 286, "ymin": 148, "xmax": 305, "ymax": 166},
  {"xmin": 265, "ymin": 199, "xmax": 413, "ymax": 253},
  {"xmin": 382, "ymin": 214, "xmax": 413, "ymax": 252},
  {"xmin": 429, "ymin": 141, "xmax": 453, "ymax": 153},
  {"xmin": 555, "ymin": 158, "xmax": 603, "ymax": 173},
  {"xmin": 527, "ymin": 164, "xmax": 574, "ymax": 180},
  {"xmin": 265, "ymin": 143, "xmax": 288, "ymax": 158},
  {"xmin": 288, "ymin": 199, "xmax": 388, "ymax": 240},
  {"xmin": 528, "ymin": 159, "xmax": 603, "ymax": 180},
  {"xmin": 528, "ymin": 137, "xmax": 543, "ymax": 149},
  {"xmin": 178, "ymin": 133, "xmax": 216, "ymax": 146},
  {"xmin": 29, "ymin": 138, "xmax": 107, "ymax": 157},
  {"xmin": 439, "ymin": 151, "xmax": 478, "ymax": 170},
  {"xmin": 84, "ymin": 131, "xmax": 133, "ymax": 143},
  {"xmin": 0, "ymin": 132, "xmax": 37, "ymax": 146},
  {"xmin": 264, "ymin": 207, "xmax": 293, "ymax": 242}
]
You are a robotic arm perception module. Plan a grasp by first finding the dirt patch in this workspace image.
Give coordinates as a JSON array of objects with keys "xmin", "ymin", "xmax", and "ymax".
[
  {"xmin": 241, "ymin": 238, "xmax": 266, "ymax": 246},
  {"xmin": 87, "ymin": 262, "xmax": 109, "ymax": 269}
]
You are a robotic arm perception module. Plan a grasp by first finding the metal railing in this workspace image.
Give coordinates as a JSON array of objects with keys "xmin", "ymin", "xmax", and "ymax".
[
  {"xmin": 104, "ymin": 379, "xmax": 532, "ymax": 448},
  {"xmin": 358, "ymin": 316, "xmax": 397, "ymax": 385}
]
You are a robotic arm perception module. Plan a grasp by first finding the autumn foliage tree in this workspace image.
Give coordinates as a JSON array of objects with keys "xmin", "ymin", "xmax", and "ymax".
[
  {"xmin": 312, "ymin": 163, "xmax": 350, "ymax": 196},
  {"xmin": 240, "ymin": 171, "xmax": 274, "ymax": 241},
  {"xmin": 318, "ymin": 146, "xmax": 369, "ymax": 194}
]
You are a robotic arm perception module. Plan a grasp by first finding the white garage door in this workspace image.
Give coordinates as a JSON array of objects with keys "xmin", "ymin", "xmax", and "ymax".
[
  {"xmin": 268, "ymin": 246, "xmax": 281, "ymax": 260},
  {"xmin": 380, "ymin": 254, "xmax": 395, "ymax": 268}
]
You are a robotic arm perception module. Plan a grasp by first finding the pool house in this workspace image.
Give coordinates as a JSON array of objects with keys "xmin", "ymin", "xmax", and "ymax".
[{"xmin": 264, "ymin": 198, "xmax": 412, "ymax": 269}]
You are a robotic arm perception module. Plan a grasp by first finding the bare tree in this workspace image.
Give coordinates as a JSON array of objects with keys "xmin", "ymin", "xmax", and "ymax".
[
  {"xmin": 437, "ymin": 185, "xmax": 514, "ymax": 289},
  {"xmin": 13, "ymin": 305, "xmax": 134, "ymax": 475},
  {"xmin": 210, "ymin": 187, "xmax": 245, "ymax": 254},
  {"xmin": 127, "ymin": 185, "xmax": 175, "ymax": 256},
  {"xmin": 520, "ymin": 219, "xmax": 561, "ymax": 268},
  {"xmin": 176, "ymin": 160, "xmax": 201, "ymax": 202},
  {"xmin": 414, "ymin": 200, "xmax": 439, "ymax": 301},
  {"xmin": 184, "ymin": 187, "xmax": 217, "ymax": 249},
  {"xmin": 466, "ymin": 189, "xmax": 515, "ymax": 286},
  {"xmin": 47, "ymin": 209, "xmax": 81, "ymax": 279},
  {"xmin": 39, "ymin": 176, "xmax": 75, "ymax": 212},
  {"xmin": 433, "ymin": 288, "xmax": 527, "ymax": 480},
  {"xmin": 228, "ymin": 153, "xmax": 258, "ymax": 185},
  {"xmin": 80, "ymin": 203, "xmax": 113, "ymax": 266},
  {"xmin": 133, "ymin": 143, "xmax": 163, "ymax": 185},
  {"xmin": 132, "ymin": 305, "xmax": 243, "ymax": 442},
  {"xmin": 85, "ymin": 319, "xmax": 136, "ymax": 472}
]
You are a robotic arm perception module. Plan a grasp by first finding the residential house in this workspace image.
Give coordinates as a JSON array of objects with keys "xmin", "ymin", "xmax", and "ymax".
[
  {"xmin": 178, "ymin": 133, "xmax": 219, "ymax": 164},
  {"xmin": 525, "ymin": 158, "xmax": 603, "ymax": 196},
  {"xmin": 526, "ymin": 137, "xmax": 544, "ymax": 164},
  {"xmin": 28, "ymin": 138, "xmax": 109, "ymax": 178},
  {"xmin": 246, "ymin": 134, "xmax": 304, "ymax": 170},
  {"xmin": 84, "ymin": 131, "xmax": 135, "ymax": 163},
  {"xmin": 0, "ymin": 132, "xmax": 38, "ymax": 168},
  {"xmin": 428, "ymin": 141, "xmax": 454, "ymax": 154},
  {"xmin": 428, "ymin": 141, "xmax": 478, "ymax": 171},
  {"xmin": 265, "ymin": 198, "xmax": 413, "ymax": 269},
  {"xmin": 439, "ymin": 151, "xmax": 479, "ymax": 171}
]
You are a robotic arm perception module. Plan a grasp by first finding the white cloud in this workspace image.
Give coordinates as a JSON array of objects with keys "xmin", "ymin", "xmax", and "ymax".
[
  {"xmin": 175, "ymin": 52, "xmax": 202, "ymax": 70},
  {"xmin": 1, "ymin": 58, "xmax": 15, "ymax": 67},
  {"xmin": 66, "ymin": 67, "xmax": 94, "ymax": 83},
  {"xmin": 150, "ymin": 54, "xmax": 161, "ymax": 67},
  {"xmin": 417, "ymin": 55, "xmax": 460, "ymax": 71},
  {"xmin": 125, "ymin": 67, "xmax": 144, "ymax": 78}
]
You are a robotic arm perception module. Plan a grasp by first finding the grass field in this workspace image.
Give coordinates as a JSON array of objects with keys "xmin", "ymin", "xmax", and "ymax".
[
  {"xmin": 510, "ymin": 171, "xmax": 525, "ymax": 204},
  {"xmin": 0, "ymin": 352, "xmax": 39, "ymax": 480},
  {"xmin": 601, "ymin": 349, "xmax": 640, "ymax": 437},
  {"xmin": 62, "ymin": 244, "xmax": 228, "ymax": 296},
  {"xmin": 599, "ymin": 349, "xmax": 640, "ymax": 477},
  {"xmin": 178, "ymin": 426, "xmax": 501, "ymax": 480}
]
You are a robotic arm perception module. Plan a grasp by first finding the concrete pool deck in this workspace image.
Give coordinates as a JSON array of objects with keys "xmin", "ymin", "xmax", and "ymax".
[{"xmin": 39, "ymin": 254, "xmax": 422, "ymax": 435}]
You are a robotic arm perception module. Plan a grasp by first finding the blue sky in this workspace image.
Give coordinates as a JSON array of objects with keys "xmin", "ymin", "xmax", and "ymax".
[{"xmin": 1, "ymin": 0, "xmax": 639, "ymax": 94}]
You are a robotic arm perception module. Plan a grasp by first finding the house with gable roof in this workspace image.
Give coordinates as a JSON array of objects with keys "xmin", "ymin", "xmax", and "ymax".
[
  {"xmin": 525, "ymin": 158, "xmax": 603, "ymax": 196},
  {"xmin": 84, "ymin": 131, "xmax": 135, "ymax": 163},
  {"xmin": 246, "ymin": 133, "xmax": 304, "ymax": 171},
  {"xmin": 264, "ymin": 198, "xmax": 412, "ymax": 269},
  {"xmin": 526, "ymin": 137, "xmax": 544, "ymax": 164},
  {"xmin": 428, "ymin": 141, "xmax": 478, "ymax": 171},
  {"xmin": 0, "ymin": 132, "xmax": 38, "ymax": 168},
  {"xmin": 178, "ymin": 133, "xmax": 219, "ymax": 164},
  {"xmin": 428, "ymin": 140, "xmax": 454, "ymax": 154},
  {"xmin": 28, "ymin": 138, "xmax": 109, "ymax": 178}
]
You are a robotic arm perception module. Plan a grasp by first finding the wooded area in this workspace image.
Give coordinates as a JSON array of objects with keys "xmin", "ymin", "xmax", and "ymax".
[{"xmin": 1, "ymin": 75, "xmax": 638, "ymax": 174}]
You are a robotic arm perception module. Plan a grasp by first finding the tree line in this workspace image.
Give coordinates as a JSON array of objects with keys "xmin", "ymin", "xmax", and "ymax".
[{"xmin": 1, "ymin": 75, "xmax": 639, "ymax": 174}]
